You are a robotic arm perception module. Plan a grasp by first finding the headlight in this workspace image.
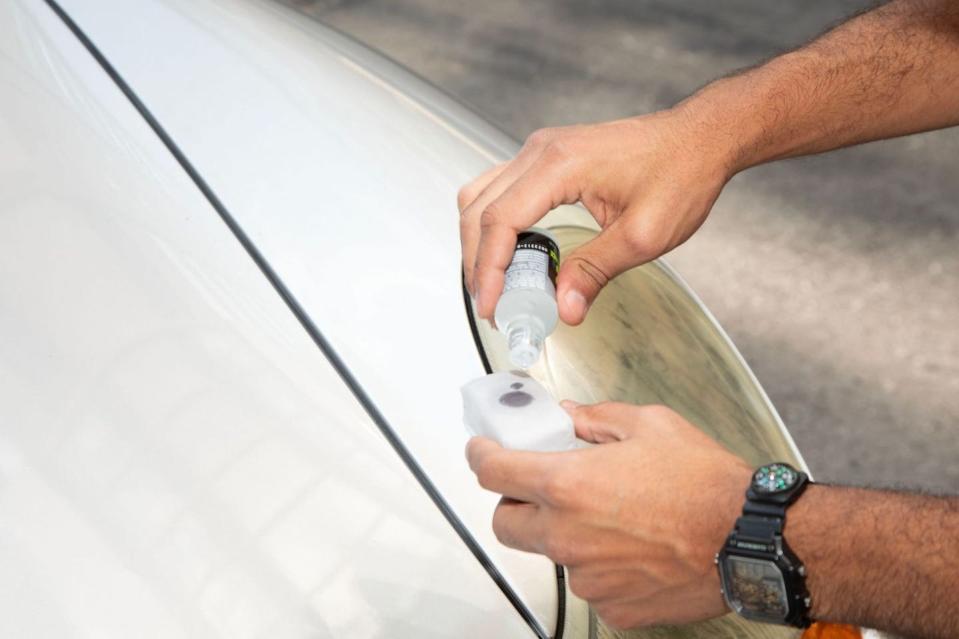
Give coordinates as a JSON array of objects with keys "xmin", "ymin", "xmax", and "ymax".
[
  {"xmin": 470, "ymin": 222, "xmax": 806, "ymax": 639},
  {"xmin": 472, "ymin": 223, "xmax": 804, "ymax": 470}
]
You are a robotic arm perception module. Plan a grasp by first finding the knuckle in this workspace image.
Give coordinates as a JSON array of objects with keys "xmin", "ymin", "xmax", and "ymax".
[
  {"xmin": 477, "ymin": 474, "xmax": 493, "ymax": 492},
  {"xmin": 566, "ymin": 571, "xmax": 586, "ymax": 599},
  {"xmin": 638, "ymin": 403, "xmax": 674, "ymax": 422},
  {"xmin": 622, "ymin": 221, "xmax": 668, "ymax": 259},
  {"xmin": 525, "ymin": 127, "xmax": 555, "ymax": 148},
  {"xmin": 475, "ymin": 458, "xmax": 497, "ymax": 490},
  {"xmin": 573, "ymin": 401, "xmax": 598, "ymax": 418},
  {"xmin": 479, "ymin": 200, "xmax": 507, "ymax": 228},
  {"xmin": 593, "ymin": 604, "xmax": 619, "ymax": 629},
  {"xmin": 542, "ymin": 137, "xmax": 576, "ymax": 164},
  {"xmin": 457, "ymin": 184, "xmax": 478, "ymax": 212},
  {"xmin": 647, "ymin": 403, "xmax": 673, "ymax": 417},
  {"xmin": 460, "ymin": 209, "xmax": 477, "ymax": 240},
  {"xmin": 460, "ymin": 215, "xmax": 472, "ymax": 241},
  {"xmin": 588, "ymin": 400, "xmax": 615, "ymax": 413},
  {"xmin": 602, "ymin": 609, "xmax": 632, "ymax": 631},
  {"xmin": 543, "ymin": 530, "xmax": 577, "ymax": 565},
  {"xmin": 621, "ymin": 222, "xmax": 649, "ymax": 253},
  {"xmin": 459, "ymin": 207, "xmax": 474, "ymax": 231},
  {"xmin": 566, "ymin": 571, "xmax": 596, "ymax": 601},
  {"xmin": 581, "ymin": 400, "xmax": 616, "ymax": 420},
  {"xmin": 597, "ymin": 604, "xmax": 647, "ymax": 631},
  {"xmin": 491, "ymin": 507, "xmax": 511, "ymax": 543}
]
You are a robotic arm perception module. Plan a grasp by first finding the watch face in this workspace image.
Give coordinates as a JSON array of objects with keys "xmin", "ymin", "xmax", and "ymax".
[
  {"xmin": 752, "ymin": 463, "xmax": 799, "ymax": 494},
  {"xmin": 720, "ymin": 555, "xmax": 789, "ymax": 623}
]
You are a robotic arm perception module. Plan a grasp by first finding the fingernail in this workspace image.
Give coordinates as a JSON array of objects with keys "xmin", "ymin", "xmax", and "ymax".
[
  {"xmin": 560, "ymin": 399, "xmax": 580, "ymax": 413},
  {"xmin": 563, "ymin": 288, "xmax": 588, "ymax": 321}
]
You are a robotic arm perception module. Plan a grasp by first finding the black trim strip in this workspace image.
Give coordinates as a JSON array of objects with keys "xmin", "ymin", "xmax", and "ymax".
[
  {"xmin": 42, "ymin": 1, "xmax": 549, "ymax": 637},
  {"xmin": 461, "ymin": 277, "xmax": 494, "ymax": 374},
  {"xmin": 553, "ymin": 564, "xmax": 567, "ymax": 639},
  {"xmin": 461, "ymin": 276, "xmax": 567, "ymax": 639}
]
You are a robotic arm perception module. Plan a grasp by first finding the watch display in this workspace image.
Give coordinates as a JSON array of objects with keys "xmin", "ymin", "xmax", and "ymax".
[{"xmin": 720, "ymin": 555, "xmax": 789, "ymax": 623}]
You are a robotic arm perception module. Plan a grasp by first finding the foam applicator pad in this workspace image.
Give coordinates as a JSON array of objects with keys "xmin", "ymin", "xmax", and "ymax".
[{"xmin": 461, "ymin": 371, "xmax": 576, "ymax": 452}]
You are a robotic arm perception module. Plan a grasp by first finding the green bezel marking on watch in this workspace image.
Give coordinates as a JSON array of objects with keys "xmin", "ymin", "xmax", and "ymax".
[{"xmin": 752, "ymin": 463, "xmax": 800, "ymax": 494}]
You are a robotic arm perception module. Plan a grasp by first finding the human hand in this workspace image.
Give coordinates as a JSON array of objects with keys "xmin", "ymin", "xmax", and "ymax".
[
  {"xmin": 466, "ymin": 401, "xmax": 752, "ymax": 629},
  {"xmin": 458, "ymin": 110, "xmax": 735, "ymax": 325}
]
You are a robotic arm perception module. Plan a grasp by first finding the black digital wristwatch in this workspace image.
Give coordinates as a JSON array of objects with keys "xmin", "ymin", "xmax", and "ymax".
[{"xmin": 716, "ymin": 462, "xmax": 813, "ymax": 627}]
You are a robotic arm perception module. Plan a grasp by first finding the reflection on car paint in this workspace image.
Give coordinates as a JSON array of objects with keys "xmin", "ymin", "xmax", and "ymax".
[{"xmin": 475, "ymin": 225, "xmax": 804, "ymax": 639}]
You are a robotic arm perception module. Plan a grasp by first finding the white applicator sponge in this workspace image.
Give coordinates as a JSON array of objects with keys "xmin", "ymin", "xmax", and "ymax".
[{"xmin": 461, "ymin": 371, "xmax": 576, "ymax": 452}]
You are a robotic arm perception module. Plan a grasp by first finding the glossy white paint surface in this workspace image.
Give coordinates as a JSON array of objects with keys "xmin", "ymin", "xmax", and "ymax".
[
  {"xmin": 49, "ymin": 1, "xmax": 808, "ymax": 637},
  {"xmin": 0, "ymin": 2, "xmax": 537, "ymax": 637},
  {"xmin": 1, "ymin": 0, "xmax": 809, "ymax": 635},
  {"xmin": 53, "ymin": 0, "xmax": 571, "ymax": 632}
]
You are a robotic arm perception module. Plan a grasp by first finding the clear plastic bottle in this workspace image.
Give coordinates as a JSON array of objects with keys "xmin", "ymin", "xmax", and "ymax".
[{"xmin": 494, "ymin": 229, "xmax": 560, "ymax": 369}]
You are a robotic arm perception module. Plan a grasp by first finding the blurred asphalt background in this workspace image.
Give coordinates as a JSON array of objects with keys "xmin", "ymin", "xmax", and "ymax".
[{"xmin": 282, "ymin": 0, "xmax": 958, "ymax": 492}]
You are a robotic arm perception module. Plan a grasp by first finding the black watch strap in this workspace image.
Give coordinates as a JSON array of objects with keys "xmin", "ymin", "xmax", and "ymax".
[
  {"xmin": 742, "ymin": 498, "xmax": 789, "ymax": 520},
  {"xmin": 718, "ymin": 463, "xmax": 813, "ymax": 628}
]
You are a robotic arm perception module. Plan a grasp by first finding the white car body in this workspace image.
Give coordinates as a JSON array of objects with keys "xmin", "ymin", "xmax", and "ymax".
[{"xmin": 0, "ymin": 1, "xmax": 806, "ymax": 637}]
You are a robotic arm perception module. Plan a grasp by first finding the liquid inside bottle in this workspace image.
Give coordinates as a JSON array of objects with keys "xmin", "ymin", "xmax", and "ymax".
[{"xmin": 494, "ymin": 229, "xmax": 560, "ymax": 369}]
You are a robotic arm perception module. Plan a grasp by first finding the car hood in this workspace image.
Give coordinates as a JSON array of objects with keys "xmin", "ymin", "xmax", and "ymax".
[
  {"xmin": 47, "ymin": 2, "xmax": 805, "ymax": 638},
  {"xmin": 51, "ymin": 0, "xmax": 570, "ymax": 633},
  {"xmin": 0, "ymin": 1, "xmax": 544, "ymax": 637}
]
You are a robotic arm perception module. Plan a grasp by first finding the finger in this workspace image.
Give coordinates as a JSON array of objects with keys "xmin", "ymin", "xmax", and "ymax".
[
  {"xmin": 491, "ymin": 499, "xmax": 548, "ymax": 554},
  {"xmin": 591, "ymin": 598, "xmax": 652, "ymax": 631},
  {"xmin": 570, "ymin": 403, "xmax": 702, "ymax": 447},
  {"xmin": 555, "ymin": 220, "xmax": 650, "ymax": 325},
  {"xmin": 562, "ymin": 401, "xmax": 682, "ymax": 444},
  {"xmin": 559, "ymin": 399, "xmax": 580, "ymax": 413},
  {"xmin": 460, "ymin": 145, "xmax": 546, "ymax": 294},
  {"xmin": 567, "ymin": 567, "xmax": 642, "ymax": 602},
  {"xmin": 473, "ymin": 157, "xmax": 579, "ymax": 318},
  {"xmin": 457, "ymin": 162, "xmax": 508, "ymax": 214},
  {"xmin": 563, "ymin": 401, "xmax": 635, "ymax": 444},
  {"xmin": 466, "ymin": 437, "xmax": 556, "ymax": 503},
  {"xmin": 592, "ymin": 584, "xmax": 724, "ymax": 629},
  {"xmin": 459, "ymin": 163, "xmax": 509, "ymax": 294}
]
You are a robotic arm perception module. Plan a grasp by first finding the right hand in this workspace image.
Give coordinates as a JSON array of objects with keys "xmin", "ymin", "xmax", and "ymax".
[
  {"xmin": 458, "ymin": 108, "xmax": 737, "ymax": 325},
  {"xmin": 467, "ymin": 400, "xmax": 751, "ymax": 629}
]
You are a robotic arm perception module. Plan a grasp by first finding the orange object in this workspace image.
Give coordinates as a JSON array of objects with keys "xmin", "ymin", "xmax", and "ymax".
[{"xmin": 801, "ymin": 622, "xmax": 862, "ymax": 639}]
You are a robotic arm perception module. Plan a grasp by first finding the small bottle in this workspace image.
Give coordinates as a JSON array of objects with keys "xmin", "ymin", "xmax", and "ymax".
[{"xmin": 494, "ymin": 229, "xmax": 560, "ymax": 369}]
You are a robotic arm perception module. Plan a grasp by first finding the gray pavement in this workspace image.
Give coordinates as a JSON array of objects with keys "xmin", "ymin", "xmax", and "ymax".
[{"xmin": 284, "ymin": 0, "xmax": 959, "ymax": 492}]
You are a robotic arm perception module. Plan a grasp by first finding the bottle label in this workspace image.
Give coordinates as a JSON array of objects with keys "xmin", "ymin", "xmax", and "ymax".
[{"xmin": 503, "ymin": 231, "xmax": 559, "ymax": 295}]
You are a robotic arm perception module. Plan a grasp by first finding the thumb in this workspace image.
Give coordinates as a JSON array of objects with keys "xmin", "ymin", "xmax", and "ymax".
[
  {"xmin": 556, "ymin": 223, "xmax": 651, "ymax": 325},
  {"xmin": 561, "ymin": 400, "xmax": 636, "ymax": 444}
]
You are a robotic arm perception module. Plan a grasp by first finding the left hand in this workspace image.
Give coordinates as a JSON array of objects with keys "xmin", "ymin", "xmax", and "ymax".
[{"xmin": 466, "ymin": 401, "xmax": 752, "ymax": 629}]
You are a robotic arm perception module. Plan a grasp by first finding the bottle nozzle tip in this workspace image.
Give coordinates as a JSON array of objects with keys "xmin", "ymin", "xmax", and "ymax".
[
  {"xmin": 509, "ymin": 344, "xmax": 539, "ymax": 369},
  {"xmin": 506, "ymin": 321, "xmax": 544, "ymax": 369}
]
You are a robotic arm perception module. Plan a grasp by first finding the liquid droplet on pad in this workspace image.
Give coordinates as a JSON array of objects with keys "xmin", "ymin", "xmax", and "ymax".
[{"xmin": 499, "ymin": 391, "xmax": 533, "ymax": 408}]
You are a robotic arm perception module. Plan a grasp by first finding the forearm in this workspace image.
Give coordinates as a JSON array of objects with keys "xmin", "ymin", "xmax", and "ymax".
[
  {"xmin": 789, "ymin": 484, "xmax": 959, "ymax": 638},
  {"xmin": 677, "ymin": 0, "xmax": 959, "ymax": 173}
]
